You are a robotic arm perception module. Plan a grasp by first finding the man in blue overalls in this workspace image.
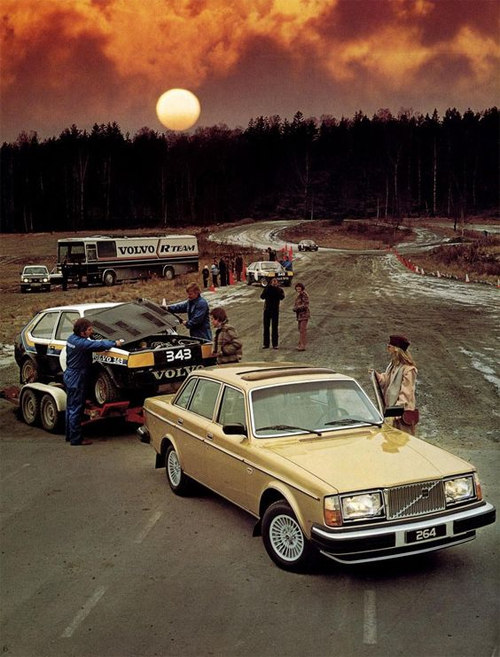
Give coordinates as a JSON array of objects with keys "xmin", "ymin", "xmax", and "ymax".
[{"xmin": 64, "ymin": 318, "xmax": 124, "ymax": 446}]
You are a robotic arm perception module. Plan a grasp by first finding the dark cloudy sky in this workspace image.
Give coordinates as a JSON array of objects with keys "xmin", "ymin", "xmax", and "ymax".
[{"xmin": 1, "ymin": 0, "xmax": 499, "ymax": 142}]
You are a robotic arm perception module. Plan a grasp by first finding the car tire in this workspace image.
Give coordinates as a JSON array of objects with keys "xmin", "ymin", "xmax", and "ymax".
[
  {"xmin": 40, "ymin": 394, "xmax": 64, "ymax": 433},
  {"xmin": 20, "ymin": 389, "xmax": 40, "ymax": 426},
  {"xmin": 103, "ymin": 271, "xmax": 116, "ymax": 287},
  {"xmin": 260, "ymin": 278, "xmax": 268, "ymax": 287},
  {"xmin": 164, "ymin": 267, "xmax": 175, "ymax": 280},
  {"xmin": 93, "ymin": 370, "xmax": 121, "ymax": 405},
  {"xmin": 20, "ymin": 358, "xmax": 39, "ymax": 384},
  {"xmin": 262, "ymin": 500, "xmax": 315, "ymax": 572},
  {"xmin": 165, "ymin": 445, "xmax": 193, "ymax": 496}
]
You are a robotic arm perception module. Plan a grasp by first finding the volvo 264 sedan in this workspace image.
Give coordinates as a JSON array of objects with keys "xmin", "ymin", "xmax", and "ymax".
[
  {"xmin": 14, "ymin": 299, "xmax": 215, "ymax": 404},
  {"xmin": 139, "ymin": 364, "xmax": 495, "ymax": 572}
]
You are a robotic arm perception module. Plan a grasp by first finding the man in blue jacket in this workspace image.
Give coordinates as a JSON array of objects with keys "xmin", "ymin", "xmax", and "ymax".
[
  {"xmin": 166, "ymin": 282, "xmax": 212, "ymax": 341},
  {"xmin": 64, "ymin": 318, "xmax": 124, "ymax": 446}
]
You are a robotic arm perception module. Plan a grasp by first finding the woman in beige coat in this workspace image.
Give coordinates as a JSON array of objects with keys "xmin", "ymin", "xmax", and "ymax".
[
  {"xmin": 374, "ymin": 334, "xmax": 418, "ymax": 435},
  {"xmin": 293, "ymin": 282, "xmax": 310, "ymax": 351}
]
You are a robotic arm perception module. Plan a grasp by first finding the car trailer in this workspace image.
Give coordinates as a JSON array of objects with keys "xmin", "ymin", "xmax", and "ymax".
[{"xmin": 1, "ymin": 383, "xmax": 143, "ymax": 434}]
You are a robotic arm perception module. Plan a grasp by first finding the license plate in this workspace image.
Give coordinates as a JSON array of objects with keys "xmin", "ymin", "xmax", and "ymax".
[{"xmin": 405, "ymin": 524, "xmax": 446, "ymax": 543}]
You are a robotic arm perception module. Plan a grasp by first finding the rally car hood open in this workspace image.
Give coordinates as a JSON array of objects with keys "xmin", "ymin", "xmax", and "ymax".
[{"xmin": 86, "ymin": 299, "xmax": 179, "ymax": 346}]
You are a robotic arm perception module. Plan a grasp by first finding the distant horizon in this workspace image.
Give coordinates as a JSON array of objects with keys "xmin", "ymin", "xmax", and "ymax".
[{"xmin": 4, "ymin": 102, "xmax": 499, "ymax": 145}]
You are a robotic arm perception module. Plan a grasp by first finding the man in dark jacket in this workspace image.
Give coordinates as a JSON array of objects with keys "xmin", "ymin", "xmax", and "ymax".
[
  {"xmin": 260, "ymin": 278, "xmax": 285, "ymax": 349},
  {"xmin": 167, "ymin": 282, "xmax": 212, "ymax": 341},
  {"xmin": 64, "ymin": 318, "xmax": 124, "ymax": 446}
]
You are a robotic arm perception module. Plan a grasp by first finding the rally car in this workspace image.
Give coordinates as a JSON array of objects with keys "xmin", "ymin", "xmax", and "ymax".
[{"xmin": 14, "ymin": 299, "xmax": 216, "ymax": 405}]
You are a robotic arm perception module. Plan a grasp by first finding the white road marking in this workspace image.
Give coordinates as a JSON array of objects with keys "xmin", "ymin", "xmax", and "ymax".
[
  {"xmin": 363, "ymin": 589, "xmax": 377, "ymax": 645},
  {"xmin": 61, "ymin": 586, "xmax": 106, "ymax": 638},
  {"xmin": 134, "ymin": 510, "xmax": 162, "ymax": 544},
  {"xmin": 2, "ymin": 463, "xmax": 31, "ymax": 481}
]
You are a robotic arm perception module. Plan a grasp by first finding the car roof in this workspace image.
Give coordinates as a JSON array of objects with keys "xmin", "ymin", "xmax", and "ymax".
[
  {"xmin": 186, "ymin": 362, "xmax": 354, "ymax": 392},
  {"xmin": 37, "ymin": 302, "xmax": 121, "ymax": 313}
]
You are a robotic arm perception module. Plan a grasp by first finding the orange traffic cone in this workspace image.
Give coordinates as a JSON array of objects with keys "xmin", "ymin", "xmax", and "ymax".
[
  {"xmin": 209, "ymin": 284, "xmax": 216, "ymax": 292},
  {"xmin": 229, "ymin": 270, "xmax": 234, "ymax": 285}
]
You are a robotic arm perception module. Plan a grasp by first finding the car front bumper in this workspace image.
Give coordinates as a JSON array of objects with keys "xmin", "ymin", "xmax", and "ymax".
[{"xmin": 310, "ymin": 501, "xmax": 496, "ymax": 563}]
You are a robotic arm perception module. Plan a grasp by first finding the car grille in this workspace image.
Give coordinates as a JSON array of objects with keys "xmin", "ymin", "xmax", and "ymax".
[{"xmin": 385, "ymin": 480, "xmax": 446, "ymax": 520}]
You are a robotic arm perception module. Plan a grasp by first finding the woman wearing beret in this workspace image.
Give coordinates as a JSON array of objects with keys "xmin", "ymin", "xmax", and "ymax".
[{"xmin": 374, "ymin": 334, "xmax": 418, "ymax": 435}]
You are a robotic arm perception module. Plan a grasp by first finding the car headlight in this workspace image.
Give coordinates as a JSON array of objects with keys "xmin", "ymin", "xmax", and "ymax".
[
  {"xmin": 43, "ymin": 278, "xmax": 48, "ymax": 282},
  {"xmin": 445, "ymin": 476, "xmax": 476, "ymax": 504},
  {"xmin": 23, "ymin": 278, "xmax": 28, "ymax": 282},
  {"xmin": 342, "ymin": 492, "xmax": 384, "ymax": 521}
]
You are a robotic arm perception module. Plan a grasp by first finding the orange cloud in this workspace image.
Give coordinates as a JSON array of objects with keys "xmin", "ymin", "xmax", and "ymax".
[{"xmin": 1, "ymin": 0, "xmax": 499, "ymax": 140}]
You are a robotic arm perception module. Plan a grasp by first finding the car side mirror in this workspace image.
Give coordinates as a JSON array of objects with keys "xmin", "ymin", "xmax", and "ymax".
[
  {"xmin": 223, "ymin": 423, "xmax": 248, "ymax": 437},
  {"xmin": 384, "ymin": 405, "xmax": 404, "ymax": 418}
]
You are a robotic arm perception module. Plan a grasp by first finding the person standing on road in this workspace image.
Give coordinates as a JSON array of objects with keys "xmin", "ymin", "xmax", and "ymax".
[
  {"xmin": 373, "ymin": 334, "xmax": 418, "ymax": 435},
  {"xmin": 210, "ymin": 307, "xmax": 242, "ymax": 364},
  {"xmin": 166, "ymin": 282, "xmax": 212, "ymax": 341},
  {"xmin": 293, "ymin": 282, "xmax": 310, "ymax": 351},
  {"xmin": 64, "ymin": 318, "xmax": 124, "ymax": 446},
  {"xmin": 235, "ymin": 254, "xmax": 243, "ymax": 282},
  {"xmin": 202, "ymin": 265, "xmax": 210, "ymax": 289},
  {"xmin": 218, "ymin": 257, "xmax": 228, "ymax": 286},
  {"xmin": 260, "ymin": 278, "xmax": 285, "ymax": 350},
  {"xmin": 210, "ymin": 259, "xmax": 219, "ymax": 287}
]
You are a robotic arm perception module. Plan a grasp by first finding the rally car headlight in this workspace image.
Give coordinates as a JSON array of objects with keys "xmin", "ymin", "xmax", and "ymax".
[
  {"xmin": 23, "ymin": 278, "xmax": 29, "ymax": 282},
  {"xmin": 43, "ymin": 277, "xmax": 48, "ymax": 282},
  {"xmin": 341, "ymin": 492, "xmax": 384, "ymax": 521},
  {"xmin": 445, "ymin": 476, "xmax": 475, "ymax": 504}
]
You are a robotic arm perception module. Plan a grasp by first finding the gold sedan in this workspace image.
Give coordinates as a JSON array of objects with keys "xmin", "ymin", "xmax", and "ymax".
[{"xmin": 139, "ymin": 363, "xmax": 496, "ymax": 572}]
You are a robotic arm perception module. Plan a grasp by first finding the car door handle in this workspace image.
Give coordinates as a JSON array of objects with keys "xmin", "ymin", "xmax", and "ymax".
[
  {"xmin": 206, "ymin": 433, "xmax": 213, "ymax": 441},
  {"xmin": 177, "ymin": 419, "xmax": 183, "ymax": 426}
]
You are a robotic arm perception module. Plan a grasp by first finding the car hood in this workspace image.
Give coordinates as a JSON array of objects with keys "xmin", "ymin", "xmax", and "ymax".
[
  {"xmin": 263, "ymin": 427, "xmax": 473, "ymax": 492},
  {"xmin": 86, "ymin": 299, "xmax": 178, "ymax": 346}
]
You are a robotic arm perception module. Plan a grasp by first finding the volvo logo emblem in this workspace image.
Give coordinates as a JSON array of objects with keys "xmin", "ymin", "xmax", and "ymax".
[{"xmin": 421, "ymin": 488, "xmax": 430, "ymax": 498}]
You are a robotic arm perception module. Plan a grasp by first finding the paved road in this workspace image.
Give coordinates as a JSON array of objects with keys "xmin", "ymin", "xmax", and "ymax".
[{"xmin": 1, "ymin": 221, "xmax": 499, "ymax": 656}]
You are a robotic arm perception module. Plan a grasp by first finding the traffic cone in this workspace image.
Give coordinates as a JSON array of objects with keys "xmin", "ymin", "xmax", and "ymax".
[
  {"xmin": 465, "ymin": 274, "xmax": 470, "ymax": 283},
  {"xmin": 161, "ymin": 298, "xmax": 167, "ymax": 307},
  {"xmin": 209, "ymin": 284, "xmax": 216, "ymax": 292},
  {"xmin": 229, "ymin": 270, "xmax": 234, "ymax": 285}
]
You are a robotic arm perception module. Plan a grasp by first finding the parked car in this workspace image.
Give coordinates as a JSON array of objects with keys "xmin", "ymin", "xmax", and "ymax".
[
  {"xmin": 20, "ymin": 265, "xmax": 51, "ymax": 293},
  {"xmin": 14, "ymin": 299, "xmax": 216, "ymax": 404},
  {"xmin": 298, "ymin": 239, "xmax": 318, "ymax": 252},
  {"xmin": 139, "ymin": 363, "xmax": 495, "ymax": 572},
  {"xmin": 246, "ymin": 261, "xmax": 293, "ymax": 287}
]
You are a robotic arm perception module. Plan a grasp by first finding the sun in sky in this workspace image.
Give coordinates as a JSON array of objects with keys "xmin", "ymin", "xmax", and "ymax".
[{"xmin": 156, "ymin": 89, "xmax": 201, "ymax": 131}]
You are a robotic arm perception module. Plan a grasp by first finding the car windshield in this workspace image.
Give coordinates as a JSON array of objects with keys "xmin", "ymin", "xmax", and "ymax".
[
  {"xmin": 260, "ymin": 263, "xmax": 280, "ymax": 270},
  {"xmin": 250, "ymin": 379, "xmax": 382, "ymax": 438},
  {"xmin": 24, "ymin": 267, "xmax": 48, "ymax": 275}
]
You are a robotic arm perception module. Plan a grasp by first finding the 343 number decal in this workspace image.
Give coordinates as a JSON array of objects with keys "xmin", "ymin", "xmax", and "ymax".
[{"xmin": 166, "ymin": 348, "xmax": 192, "ymax": 362}]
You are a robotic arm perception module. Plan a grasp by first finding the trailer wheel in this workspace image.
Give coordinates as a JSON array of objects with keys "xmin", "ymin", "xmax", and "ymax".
[
  {"xmin": 94, "ymin": 371, "xmax": 121, "ymax": 405},
  {"xmin": 40, "ymin": 394, "xmax": 64, "ymax": 433},
  {"xmin": 103, "ymin": 271, "xmax": 116, "ymax": 287},
  {"xmin": 163, "ymin": 267, "xmax": 175, "ymax": 280},
  {"xmin": 21, "ymin": 389, "xmax": 40, "ymax": 426},
  {"xmin": 21, "ymin": 357, "xmax": 39, "ymax": 384}
]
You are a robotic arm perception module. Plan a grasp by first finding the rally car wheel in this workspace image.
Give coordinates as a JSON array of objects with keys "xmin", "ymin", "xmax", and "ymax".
[
  {"xmin": 165, "ymin": 445, "xmax": 193, "ymax": 496},
  {"xmin": 20, "ymin": 358, "xmax": 39, "ymax": 384},
  {"xmin": 260, "ymin": 277, "xmax": 269, "ymax": 287},
  {"xmin": 40, "ymin": 394, "xmax": 64, "ymax": 433},
  {"xmin": 93, "ymin": 371, "xmax": 121, "ymax": 405},
  {"xmin": 21, "ymin": 389, "xmax": 40, "ymax": 426},
  {"xmin": 262, "ymin": 500, "xmax": 314, "ymax": 572}
]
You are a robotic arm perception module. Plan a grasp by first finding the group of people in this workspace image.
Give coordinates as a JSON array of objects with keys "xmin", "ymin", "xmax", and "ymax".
[
  {"xmin": 203, "ymin": 254, "xmax": 245, "ymax": 289},
  {"xmin": 63, "ymin": 265, "xmax": 418, "ymax": 445}
]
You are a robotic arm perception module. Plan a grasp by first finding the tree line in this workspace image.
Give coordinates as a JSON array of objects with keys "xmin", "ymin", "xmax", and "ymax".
[{"xmin": 1, "ymin": 107, "xmax": 498, "ymax": 233}]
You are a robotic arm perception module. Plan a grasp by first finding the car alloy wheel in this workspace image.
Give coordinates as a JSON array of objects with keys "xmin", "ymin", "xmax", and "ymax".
[
  {"xmin": 262, "ymin": 500, "xmax": 314, "ymax": 571},
  {"xmin": 165, "ymin": 445, "xmax": 192, "ymax": 496}
]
